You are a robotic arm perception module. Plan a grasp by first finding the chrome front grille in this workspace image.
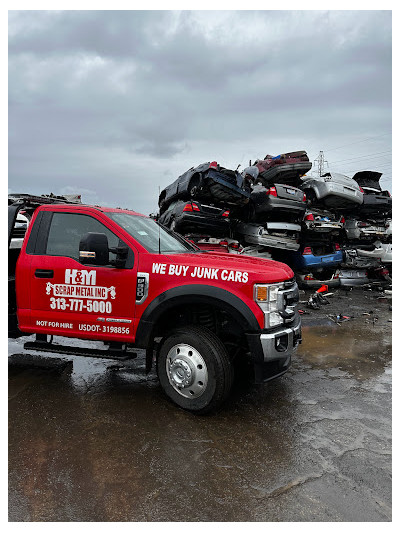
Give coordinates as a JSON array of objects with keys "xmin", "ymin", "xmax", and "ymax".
[{"xmin": 278, "ymin": 279, "xmax": 299, "ymax": 323}]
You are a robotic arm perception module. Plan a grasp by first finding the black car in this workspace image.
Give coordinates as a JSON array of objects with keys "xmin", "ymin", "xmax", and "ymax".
[
  {"xmin": 352, "ymin": 171, "xmax": 392, "ymax": 217},
  {"xmin": 242, "ymin": 183, "xmax": 307, "ymax": 223},
  {"xmin": 158, "ymin": 200, "xmax": 230, "ymax": 237},
  {"xmin": 159, "ymin": 161, "xmax": 251, "ymax": 213}
]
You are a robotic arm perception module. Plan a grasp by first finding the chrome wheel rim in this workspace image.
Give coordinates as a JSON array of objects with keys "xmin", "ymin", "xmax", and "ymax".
[{"xmin": 166, "ymin": 343, "xmax": 208, "ymax": 398}]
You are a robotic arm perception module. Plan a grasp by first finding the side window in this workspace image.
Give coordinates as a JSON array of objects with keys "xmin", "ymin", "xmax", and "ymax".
[{"xmin": 46, "ymin": 212, "xmax": 123, "ymax": 264}]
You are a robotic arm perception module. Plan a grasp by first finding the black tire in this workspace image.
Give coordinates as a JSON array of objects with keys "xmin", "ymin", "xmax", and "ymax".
[
  {"xmin": 157, "ymin": 325, "xmax": 234, "ymax": 414},
  {"xmin": 188, "ymin": 175, "xmax": 201, "ymax": 197},
  {"xmin": 304, "ymin": 188, "xmax": 317, "ymax": 206}
]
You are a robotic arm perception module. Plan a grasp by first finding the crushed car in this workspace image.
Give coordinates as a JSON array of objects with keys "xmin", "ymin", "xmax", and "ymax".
[
  {"xmin": 302, "ymin": 208, "xmax": 345, "ymax": 236},
  {"xmin": 242, "ymin": 182, "xmax": 307, "ymax": 223},
  {"xmin": 296, "ymin": 269, "xmax": 340, "ymax": 289},
  {"xmin": 158, "ymin": 161, "xmax": 251, "ymax": 213},
  {"xmin": 233, "ymin": 221, "xmax": 301, "ymax": 251},
  {"xmin": 300, "ymin": 171, "xmax": 364, "ymax": 209},
  {"xmin": 158, "ymin": 200, "xmax": 230, "ymax": 237},
  {"xmin": 277, "ymin": 238, "xmax": 343, "ymax": 272},
  {"xmin": 254, "ymin": 150, "xmax": 312, "ymax": 185},
  {"xmin": 352, "ymin": 171, "xmax": 392, "ymax": 217},
  {"xmin": 344, "ymin": 217, "xmax": 390, "ymax": 242}
]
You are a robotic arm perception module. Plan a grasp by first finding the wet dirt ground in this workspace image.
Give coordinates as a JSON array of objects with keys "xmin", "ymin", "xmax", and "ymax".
[{"xmin": 8, "ymin": 289, "xmax": 391, "ymax": 522}]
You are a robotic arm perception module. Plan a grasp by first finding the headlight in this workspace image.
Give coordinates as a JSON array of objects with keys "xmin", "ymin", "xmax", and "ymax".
[{"xmin": 254, "ymin": 283, "xmax": 285, "ymax": 328}]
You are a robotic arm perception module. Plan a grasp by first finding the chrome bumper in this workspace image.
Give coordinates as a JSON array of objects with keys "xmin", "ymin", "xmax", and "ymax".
[{"xmin": 260, "ymin": 317, "xmax": 302, "ymax": 362}]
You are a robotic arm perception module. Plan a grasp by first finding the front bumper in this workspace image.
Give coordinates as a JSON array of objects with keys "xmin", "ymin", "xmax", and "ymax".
[{"xmin": 246, "ymin": 314, "xmax": 302, "ymax": 383}]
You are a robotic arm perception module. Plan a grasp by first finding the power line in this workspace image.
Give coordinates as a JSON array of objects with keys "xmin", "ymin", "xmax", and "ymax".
[
  {"xmin": 329, "ymin": 150, "xmax": 392, "ymax": 164},
  {"xmin": 322, "ymin": 133, "xmax": 392, "ymax": 153}
]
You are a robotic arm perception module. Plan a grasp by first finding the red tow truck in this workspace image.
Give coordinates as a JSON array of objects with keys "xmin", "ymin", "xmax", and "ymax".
[{"xmin": 8, "ymin": 194, "xmax": 301, "ymax": 413}]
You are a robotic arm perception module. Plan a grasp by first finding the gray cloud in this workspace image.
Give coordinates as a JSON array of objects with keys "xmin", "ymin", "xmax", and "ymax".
[{"xmin": 9, "ymin": 10, "xmax": 392, "ymax": 214}]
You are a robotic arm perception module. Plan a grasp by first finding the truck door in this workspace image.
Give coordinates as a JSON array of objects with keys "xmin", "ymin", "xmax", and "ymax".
[{"xmin": 27, "ymin": 210, "xmax": 137, "ymax": 343}]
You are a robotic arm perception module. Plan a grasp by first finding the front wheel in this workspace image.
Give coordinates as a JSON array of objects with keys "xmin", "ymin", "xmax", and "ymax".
[{"xmin": 157, "ymin": 326, "xmax": 234, "ymax": 414}]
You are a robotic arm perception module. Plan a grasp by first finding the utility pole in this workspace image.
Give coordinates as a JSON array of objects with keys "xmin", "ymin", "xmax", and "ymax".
[{"xmin": 314, "ymin": 151, "xmax": 328, "ymax": 176}]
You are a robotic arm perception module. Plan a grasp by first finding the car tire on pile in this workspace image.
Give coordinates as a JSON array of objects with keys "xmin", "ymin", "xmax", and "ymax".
[{"xmin": 157, "ymin": 325, "xmax": 234, "ymax": 414}]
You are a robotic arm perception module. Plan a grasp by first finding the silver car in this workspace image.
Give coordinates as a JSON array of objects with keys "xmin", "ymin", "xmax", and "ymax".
[
  {"xmin": 300, "ymin": 172, "xmax": 363, "ymax": 209},
  {"xmin": 296, "ymin": 269, "xmax": 341, "ymax": 289},
  {"xmin": 339, "ymin": 268, "xmax": 369, "ymax": 287},
  {"xmin": 344, "ymin": 218, "xmax": 389, "ymax": 241},
  {"xmin": 234, "ymin": 221, "xmax": 301, "ymax": 251}
]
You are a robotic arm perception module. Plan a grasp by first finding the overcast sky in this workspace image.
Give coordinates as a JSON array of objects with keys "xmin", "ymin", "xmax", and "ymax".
[{"xmin": 8, "ymin": 9, "xmax": 392, "ymax": 214}]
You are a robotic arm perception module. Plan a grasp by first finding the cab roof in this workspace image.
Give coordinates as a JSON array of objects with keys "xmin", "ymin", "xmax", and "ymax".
[{"xmin": 38, "ymin": 203, "xmax": 147, "ymax": 217}]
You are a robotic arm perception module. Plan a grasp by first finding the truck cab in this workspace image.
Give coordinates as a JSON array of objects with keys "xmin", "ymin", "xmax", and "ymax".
[{"xmin": 9, "ymin": 197, "xmax": 301, "ymax": 414}]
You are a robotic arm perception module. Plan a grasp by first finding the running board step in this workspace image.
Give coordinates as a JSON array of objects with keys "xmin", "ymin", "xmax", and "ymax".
[{"xmin": 23, "ymin": 341, "xmax": 137, "ymax": 360}]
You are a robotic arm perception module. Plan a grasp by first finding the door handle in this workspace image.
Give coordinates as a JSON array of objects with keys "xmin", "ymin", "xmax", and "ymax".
[{"xmin": 35, "ymin": 269, "xmax": 54, "ymax": 278}]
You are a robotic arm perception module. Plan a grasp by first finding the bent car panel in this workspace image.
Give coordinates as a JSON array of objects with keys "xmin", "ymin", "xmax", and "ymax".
[
  {"xmin": 234, "ymin": 221, "xmax": 301, "ymax": 251},
  {"xmin": 302, "ymin": 208, "xmax": 344, "ymax": 233},
  {"xmin": 159, "ymin": 162, "xmax": 250, "ymax": 211},
  {"xmin": 339, "ymin": 268, "xmax": 369, "ymax": 286},
  {"xmin": 357, "ymin": 194, "xmax": 392, "ymax": 217},
  {"xmin": 301, "ymin": 172, "xmax": 363, "ymax": 208},
  {"xmin": 296, "ymin": 269, "xmax": 341, "ymax": 289},
  {"xmin": 344, "ymin": 218, "xmax": 388, "ymax": 241}
]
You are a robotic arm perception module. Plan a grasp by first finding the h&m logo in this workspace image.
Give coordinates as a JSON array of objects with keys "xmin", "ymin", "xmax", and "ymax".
[{"xmin": 65, "ymin": 269, "xmax": 96, "ymax": 286}]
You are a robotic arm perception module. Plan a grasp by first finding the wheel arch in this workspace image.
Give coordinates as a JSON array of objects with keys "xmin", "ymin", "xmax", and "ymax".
[{"xmin": 134, "ymin": 285, "xmax": 260, "ymax": 371}]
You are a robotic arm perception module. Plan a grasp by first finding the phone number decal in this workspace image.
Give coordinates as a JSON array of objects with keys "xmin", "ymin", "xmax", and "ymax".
[{"xmin": 50, "ymin": 297, "xmax": 112, "ymax": 313}]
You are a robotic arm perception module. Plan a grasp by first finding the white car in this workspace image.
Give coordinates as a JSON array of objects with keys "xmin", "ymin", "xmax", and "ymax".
[{"xmin": 356, "ymin": 241, "xmax": 392, "ymax": 264}]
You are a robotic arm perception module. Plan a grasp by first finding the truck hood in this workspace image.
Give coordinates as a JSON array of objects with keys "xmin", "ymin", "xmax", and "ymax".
[{"xmin": 158, "ymin": 251, "xmax": 294, "ymax": 284}]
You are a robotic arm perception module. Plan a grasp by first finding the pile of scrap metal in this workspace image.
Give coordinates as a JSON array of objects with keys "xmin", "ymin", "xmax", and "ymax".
[
  {"xmin": 338, "ymin": 171, "xmax": 392, "ymax": 288},
  {"xmin": 156, "ymin": 155, "xmax": 392, "ymax": 290},
  {"xmin": 158, "ymin": 158, "xmax": 308, "ymax": 257}
]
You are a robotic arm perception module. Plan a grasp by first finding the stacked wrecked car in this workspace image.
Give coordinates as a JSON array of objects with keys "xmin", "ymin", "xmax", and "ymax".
[
  {"xmin": 339, "ymin": 171, "xmax": 392, "ymax": 287},
  {"xmin": 157, "ymin": 153, "xmax": 391, "ymax": 290}
]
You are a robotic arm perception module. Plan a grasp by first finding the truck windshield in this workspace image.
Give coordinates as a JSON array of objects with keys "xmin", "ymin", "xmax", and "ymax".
[{"xmin": 108, "ymin": 213, "xmax": 195, "ymax": 254}]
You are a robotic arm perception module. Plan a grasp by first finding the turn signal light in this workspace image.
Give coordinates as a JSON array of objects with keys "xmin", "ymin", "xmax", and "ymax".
[
  {"xmin": 304, "ymin": 213, "xmax": 314, "ymax": 221},
  {"xmin": 209, "ymin": 161, "xmax": 218, "ymax": 169},
  {"xmin": 255, "ymin": 286, "xmax": 268, "ymax": 301},
  {"xmin": 302, "ymin": 193, "xmax": 307, "ymax": 202},
  {"xmin": 222, "ymin": 210, "xmax": 230, "ymax": 217},
  {"xmin": 334, "ymin": 243, "xmax": 341, "ymax": 251},
  {"xmin": 302, "ymin": 247, "xmax": 313, "ymax": 255},
  {"xmin": 359, "ymin": 186, "xmax": 365, "ymax": 193},
  {"xmin": 340, "ymin": 216, "xmax": 345, "ymax": 224},
  {"xmin": 304, "ymin": 274, "xmax": 315, "ymax": 280}
]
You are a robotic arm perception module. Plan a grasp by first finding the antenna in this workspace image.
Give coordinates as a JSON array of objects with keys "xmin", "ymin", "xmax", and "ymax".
[{"xmin": 158, "ymin": 185, "xmax": 161, "ymax": 254}]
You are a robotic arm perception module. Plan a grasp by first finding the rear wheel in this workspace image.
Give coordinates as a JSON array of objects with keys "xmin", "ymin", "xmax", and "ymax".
[
  {"xmin": 157, "ymin": 326, "xmax": 234, "ymax": 414},
  {"xmin": 189, "ymin": 175, "xmax": 201, "ymax": 197}
]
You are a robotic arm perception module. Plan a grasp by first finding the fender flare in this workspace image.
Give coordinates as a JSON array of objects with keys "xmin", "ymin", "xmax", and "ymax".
[{"xmin": 135, "ymin": 284, "xmax": 260, "ymax": 351}]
